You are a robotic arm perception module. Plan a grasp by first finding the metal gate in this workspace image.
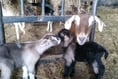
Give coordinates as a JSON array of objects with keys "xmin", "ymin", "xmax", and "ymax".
[{"xmin": 0, "ymin": 0, "xmax": 99, "ymax": 45}]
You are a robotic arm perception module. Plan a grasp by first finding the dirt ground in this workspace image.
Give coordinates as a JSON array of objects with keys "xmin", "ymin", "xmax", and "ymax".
[{"xmin": 4, "ymin": 6, "xmax": 118, "ymax": 79}]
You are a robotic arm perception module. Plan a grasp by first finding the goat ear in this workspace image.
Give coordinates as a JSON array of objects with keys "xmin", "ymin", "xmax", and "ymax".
[
  {"xmin": 69, "ymin": 21, "xmax": 76, "ymax": 37},
  {"xmin": 89, "ymin": 16, "xmax": 106, "ymax": 32},
  {"xmin": 98, "ymin": 21, "xmax": 106, "ymax": 32},
  {"xmin": 94, "ymin": 16, "xmax": 106, "ymax": 32},
  {"xmin": 64, "ymin": 15, "xmax": 76, "ymax": 30}
]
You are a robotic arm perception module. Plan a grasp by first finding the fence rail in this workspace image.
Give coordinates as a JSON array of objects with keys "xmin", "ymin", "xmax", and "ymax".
[
  {"xmin": 0, "ymin": 0, "xmax": 68, "ymax": 45},
  {"xmin": 0, "ymin": 0, "xmax": 99, "ymax": 45},
  {"xmin": 3, "ymin": 16, "xmax": 71, "ymax": 23}
]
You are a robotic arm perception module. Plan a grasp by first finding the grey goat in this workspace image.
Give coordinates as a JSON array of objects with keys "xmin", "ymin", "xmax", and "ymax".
[{"xmin": 0, "ymin": 33, "xmax": 60, "ymax": 79}]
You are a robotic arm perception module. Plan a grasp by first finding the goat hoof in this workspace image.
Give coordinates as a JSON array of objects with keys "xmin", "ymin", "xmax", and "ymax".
[
  {"xmin": 62, "ymin": 73, "xmax": 69, "ymax": 79},
  {"xmin": 62, "ymin": 73, "xmax": 68, "ymax": 76},
  {"xmin": 62, "ymin": 76, "xmax": 69, "ymax": 79},
  {"xmin": 23, "ymin": 77, "xmax": 28, "ymax": 79},
  {"xmin": 70, "ymin": 77, "xmax": 76, "ymax": 79},
  {"xmin": 69, "ymin": 72, "xmax": 75, "ymax": 78}
]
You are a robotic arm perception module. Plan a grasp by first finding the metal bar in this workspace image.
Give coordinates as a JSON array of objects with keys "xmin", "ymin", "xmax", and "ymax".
[
  {"xmin": 0, "ymin": 2, "xmax": 6, "ymax": 45},
  {"xmin": 61, "ymin": 0, "xmax": 65, "ymax": 16},
  {"xmin": 90, "ymin": 0, "xmax": 99, "ymax": 41},
  {"xmin": 20, "ymin": 0, "xmax": 25, "ymax": 16},
  {"xmin": 32, "ymin": 0, "xmax": 35, "ymax": 3},
  {"xmin": 42, "ymin": 0, "xmax": 45, "ymax": 15},
  {"xmin": 93, "ymin": 0, "xmax": 99, "ymax": 16},
  {"xmin": 78, "ymin": 0, "xmax": 81, "ymax": 13},
  {"xmin": 3, "ymin": 16, "xmax": 71, "ymax": 23}
]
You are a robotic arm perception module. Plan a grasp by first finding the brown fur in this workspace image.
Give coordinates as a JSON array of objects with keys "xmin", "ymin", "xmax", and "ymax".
[
  {"xmin": 69, "ymin": 13, "xmax": 92, "ymax": 39},
  {"xmin": 69, "ymin": 21, "xmax": 76, "ymax": 37},
  {"xmin": 78, "ymin": 13, "xmax": 91, "ymax": 36}
]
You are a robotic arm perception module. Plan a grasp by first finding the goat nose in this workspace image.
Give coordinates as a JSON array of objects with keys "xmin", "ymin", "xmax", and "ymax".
[{"xmin": 79, "ymin": 37, "xmax": 85, "ymax": 42}]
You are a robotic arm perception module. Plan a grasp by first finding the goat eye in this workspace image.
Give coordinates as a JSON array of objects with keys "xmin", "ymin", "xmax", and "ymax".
[
  {"xmin": 60, "ymin": 33, "xmax": 64, "ymax": 37},
  {"xmin": 44, "ymin": 35, "xmax": 50, "ymax": 39}
]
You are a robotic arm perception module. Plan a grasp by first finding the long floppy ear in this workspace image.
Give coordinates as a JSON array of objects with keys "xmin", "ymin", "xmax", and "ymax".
[
  {"xmin": 89, "ymin": 16, "xmax": 106, "ymax": 32},
  {"xmin": 64, "ymin": 15, "xmax": 75, "ymax": 30},
  {"xmin": 64, "ymin": 15, "xmax": 80, "ymax": 36},
  {"xmin": 65, "ymin": 15, "xmax": 80, "ymax": 30}
]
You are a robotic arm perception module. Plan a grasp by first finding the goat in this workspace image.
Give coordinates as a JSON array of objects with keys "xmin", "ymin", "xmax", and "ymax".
[
  {"xmin": 58, "ymin": 29, "xmax": 108, "ymax": 79},
  {"xmin": 0, "ymin": 33, "xmax": 60, "ymax": 79},
  {"xmin": 64, "ymin": 14, "xmax": 106, "ymax": 45}
]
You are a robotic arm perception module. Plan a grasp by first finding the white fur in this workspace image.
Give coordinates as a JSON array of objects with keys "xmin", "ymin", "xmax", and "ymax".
[
  {"xmin": 22, "ymin": 66, "xmax": 28, "ymax": 79},
  {"xmin": 76, "ymin": 33, "xmax": 88, "ymax": 45},
  {"xmin": 65, "ymin": 15, "xmax": 80, "ymax": 30},
  {"xmin": 74, "ymin": 15, "xmax": 80, "ymax": 26},
  {"xmin": 64, "ymin": 46, "xmax": 75, "ymax": 66},
  {"xmin": 29, "ymin": 73, "xmax": 35, "ymax": 79},
  {"xmin": 92, "ymin": 60, "xmax": 99, "ymax": 74},
  {"xmin": 89, "ymin": 16, "xmax": 106, "ymax": 32}
]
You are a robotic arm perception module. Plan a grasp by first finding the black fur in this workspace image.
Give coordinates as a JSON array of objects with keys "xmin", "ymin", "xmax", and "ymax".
[
  {"xmin": 58, "ymin": 29, "xmax": 109, "ymax": 79},
  {"xmin": 74, "ymin": 42, "xmax": 108, "ymax": 79},
  {"xmin": 75, "ymin": 42, "xmax": 108, "ymax": 61}
]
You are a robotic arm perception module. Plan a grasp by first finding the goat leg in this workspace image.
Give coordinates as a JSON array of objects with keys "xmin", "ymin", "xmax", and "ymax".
[
  {"xmin": 0, "ymin": 59, "xmax": 13, "ymax": 79},
  {"xmin": 95, "ymin": 60, "xmax": 105, "ymax": 79},
  {"xmin": 69, "ymin": 61, "xmax": 76, "ymax": 78},
  {"xmin": 27, "ymin": 64, "xmax": 35, "ymax": 79},
  {"xmin": 63, "ymin": 61, "xmax": 76, "ymax": 78},
  {"xmin": 22, "ymin": 66, "xmax": 28, "ymax": 79},
  {"xmin": 91, "ymin": 59, "xmax": 105, "ymax": 79}
]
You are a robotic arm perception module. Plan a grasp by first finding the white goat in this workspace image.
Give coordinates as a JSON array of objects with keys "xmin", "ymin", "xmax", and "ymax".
[{"xmin": 0, "ymin": 33, "xmax": 60, "ymax": 79}]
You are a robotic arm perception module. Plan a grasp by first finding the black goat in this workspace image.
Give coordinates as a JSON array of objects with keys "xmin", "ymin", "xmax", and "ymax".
[{"xmin": 58, "ymin": 29, "xmax": 108, "ymax": 79}]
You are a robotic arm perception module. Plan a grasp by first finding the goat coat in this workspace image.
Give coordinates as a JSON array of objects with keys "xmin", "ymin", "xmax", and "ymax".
[
  {"xmin": 0, "ymin": 43, "xmax": 33, "ymax": 68},
  {"xmin": 58, "ymin": 29, "xmax": 108, "ymax": 79},
  {"xmin": 73, "ymin": 42, "xmax": 109, "ymax": 79},
  {"xmin": 0, "ymin": 33, "xmax": 61, "ymax": 79},
  {"xmin": 75, "ymin": 42, "xmax": 108, "ymax": 62}
]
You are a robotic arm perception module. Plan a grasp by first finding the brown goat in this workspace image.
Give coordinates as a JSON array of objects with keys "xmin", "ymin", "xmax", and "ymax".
[{"xmin": 64, "ymin": 13, "xmax": 106, "ymax": 45}]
